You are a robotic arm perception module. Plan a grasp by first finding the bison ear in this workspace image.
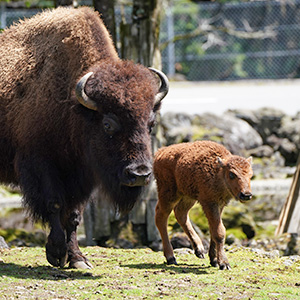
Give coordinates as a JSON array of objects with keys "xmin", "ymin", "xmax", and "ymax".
[
  {"xmin": 217, "ymin": 157, "xmax": 225, "ymax": 167},
  {"xmin": 247, "ymin": 156, "xmax": 253, "ymax": 165},
  {"xmin": 75, "ymin": 72, "xmax": 98, "ymax": 111},
  {"xmin": 148, "ymin": 68, "xmax": 169, "ymax": 109}
]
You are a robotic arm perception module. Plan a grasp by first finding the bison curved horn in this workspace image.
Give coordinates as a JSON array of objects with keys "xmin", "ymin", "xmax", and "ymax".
[
  {"xmin": 149, "ymin": 68, "xmax": 169, "ymax": 105},
  {"xmin": 75, "ymin": 72, "xmax": 98, "ymax": 111}
]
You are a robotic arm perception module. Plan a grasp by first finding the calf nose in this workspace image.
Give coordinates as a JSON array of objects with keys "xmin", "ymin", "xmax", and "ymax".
[
  {"xmin": 121, "ymin": 164, "xmax": 152, "ymax": 187},
  {"xmin": 239, "ymin": 192, "xmax": 252, "ymax": 201}
]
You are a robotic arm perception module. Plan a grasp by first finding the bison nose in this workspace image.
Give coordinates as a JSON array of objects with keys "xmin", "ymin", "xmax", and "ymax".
[
  {"xmin": 121, "ymin": 164, "xmax": 152, "ymax": 187},
  {"xmin": 239, "ymin": 192, "xmax": 252, "ymax": 201}
]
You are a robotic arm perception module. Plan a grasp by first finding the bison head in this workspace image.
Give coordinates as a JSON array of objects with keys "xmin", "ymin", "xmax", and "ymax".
[
  {"xmin": 218, "ymin": 156, "xmax": 253, "ymax": 203},
  {"xmin": 74, "ymin": 60, "xmax": 168, "ymax": 212}
]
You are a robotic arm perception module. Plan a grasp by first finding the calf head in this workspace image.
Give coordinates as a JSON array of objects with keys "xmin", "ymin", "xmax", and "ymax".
[
  {"xmin": 75, "ymin": 60, "xmax": 168, "ymax": 212},
  {"xmin": 217, "ymin": 155, "xmax": 253, "ymax": 202}
]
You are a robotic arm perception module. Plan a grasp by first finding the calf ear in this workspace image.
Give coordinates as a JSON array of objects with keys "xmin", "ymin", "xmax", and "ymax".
[
  {"xmin": 247, "ymin": 156, "xmax": 253, "ymax": 164},
  {"xmin": 217, "ymin": 157, "xmax": 225, "ymax": 167}
]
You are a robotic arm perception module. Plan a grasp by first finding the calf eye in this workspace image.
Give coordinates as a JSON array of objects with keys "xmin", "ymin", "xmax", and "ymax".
[{"xmin": 229, "ymin": 172, "xmax": 236, "ymax": 180}]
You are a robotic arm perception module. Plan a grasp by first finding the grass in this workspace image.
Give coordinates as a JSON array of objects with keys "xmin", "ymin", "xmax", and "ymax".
[{"xmin": 1, "ymin": 246, "xmax": 299, "ymax": 299}]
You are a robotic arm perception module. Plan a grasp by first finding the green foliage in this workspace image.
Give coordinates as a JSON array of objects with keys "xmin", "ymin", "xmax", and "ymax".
[{"xmin": 0, "ymin": 228, "xmax": 46, "ymax": 246}]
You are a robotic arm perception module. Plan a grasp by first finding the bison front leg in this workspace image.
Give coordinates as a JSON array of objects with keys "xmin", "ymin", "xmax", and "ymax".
[
  {"xmin": 46, "ymin": 203, "xmax": 68, "ymax": 268},
  {"xmin": 64, "ymin": 208, "xmax": 93, "ymax": 269},
  {"xmin": 155, "ymin": 200, "xmax": 177, "ymax": 265},
  {"xmin": 15, "ymin": 155, "xmax": 68, "ymax": 268},
  {"xmin": 204, "ymin": 204, "xmax": 231, "ymax": 270}
]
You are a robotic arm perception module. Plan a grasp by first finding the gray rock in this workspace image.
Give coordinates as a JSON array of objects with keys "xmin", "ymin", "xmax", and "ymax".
[
  {"xmin": 248, "ymin": 145, "xmax": 274, "ymax": 158},
  {"xmin": 278, "ymin": 138, "xmax": 298, "ymax": 164},
  {"xmin": 161, "ymin": 112, "xmax": 193, "ymax": 145},
  {"xmin": 192, "ymin": 112, "xmax": 263, "ymax": 155},
  {"xmin": 0, "ymin": 236, "xmax": 9, "ymax": 249},
  {"xmin": 230, "ymin": 107, "xmax": 285, "ymax": 143}
]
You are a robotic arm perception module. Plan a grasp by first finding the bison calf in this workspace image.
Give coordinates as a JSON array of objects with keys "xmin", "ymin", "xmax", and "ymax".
[{"xmin": 154, "ymin": 141, "xmax": 253, "ymax": 270}]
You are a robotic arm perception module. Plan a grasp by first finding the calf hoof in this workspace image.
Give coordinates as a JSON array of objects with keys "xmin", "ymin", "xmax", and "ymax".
[
  {"xmin": 210, "ymin": 258, "xmax": 218, "ymax": 268},
  {"xmin": 195, "ymin": 249, "xmax": 205, "ymax": 259},
  {"xmin": 166, "ymin": 257, "xmax": 177, "ymax": 265},
  {"xmin": 219, "ymin": 263, "xmax": 231, "ymax": 270}
]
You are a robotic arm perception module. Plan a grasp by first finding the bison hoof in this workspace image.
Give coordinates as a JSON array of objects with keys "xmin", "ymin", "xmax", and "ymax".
[
  {"xmin": 70, "ymin": 260, "xmax": 93, "ymax": 269},
  {"xmin": 195, "ymin": 249, "xmax": 205, "ymax": 259},
  {"xmin": 46, "ymin": 250, "xmax": 68, "ymax": 268},
  {"xmin": 166, "ymin": 257, "xmax": 177, "ymax": 265}
]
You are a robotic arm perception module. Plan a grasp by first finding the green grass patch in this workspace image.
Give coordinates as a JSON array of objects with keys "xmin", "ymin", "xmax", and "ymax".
[{"xmin": 0, "ymin": 246, "xmax": 299, "ymax": 299}]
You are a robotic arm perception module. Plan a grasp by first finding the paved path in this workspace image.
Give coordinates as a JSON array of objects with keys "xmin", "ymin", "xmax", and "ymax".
[{"xmin": 161, "ymin": 79, "xmax": 300, "ymax": 116}]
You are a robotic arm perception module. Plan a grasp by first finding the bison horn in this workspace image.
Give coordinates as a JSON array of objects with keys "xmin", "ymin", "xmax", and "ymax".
[
  {"xmin": 149, "ymin": 68, "xmax": 169, "ymax": 105},
  {"xmin": 75, "ymin": 72, "xmax": 98, "ymax": 111}
]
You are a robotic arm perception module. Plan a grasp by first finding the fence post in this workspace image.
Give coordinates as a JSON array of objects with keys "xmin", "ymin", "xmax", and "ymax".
[{"xmin": 166, "ymin": 4, "xmax": 175, "ymax": 77}]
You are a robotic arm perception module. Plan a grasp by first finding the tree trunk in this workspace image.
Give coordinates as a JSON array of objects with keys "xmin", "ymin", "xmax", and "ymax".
[
  {"xmin": 93, "ymin": 0, "xmax": 116, "ymax": 44},
  {"xmin": 54, "ymin": 0, "xmax": 74, "ymax": 7},
  {"xmin": 120, "ymin": 0, "xmax": 162, "ymax": 67}
]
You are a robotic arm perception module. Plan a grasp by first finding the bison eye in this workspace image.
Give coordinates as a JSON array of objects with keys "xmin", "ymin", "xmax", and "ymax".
[
  {"xmin": 102, "ymin": 115, "xmax": 120, "ymax": 136},
  {"xmin": 148, "ymin": 120, "xmax": 156, "ymax": 133},
  {"xmin": 229, "ymin": 172, "xmax": 236, "ymax": 180}
]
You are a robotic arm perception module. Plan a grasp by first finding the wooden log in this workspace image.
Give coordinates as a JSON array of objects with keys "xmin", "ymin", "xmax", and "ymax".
[{"xmin": 275, "ymin": 153, "xmax": 300, "ymax": 235}]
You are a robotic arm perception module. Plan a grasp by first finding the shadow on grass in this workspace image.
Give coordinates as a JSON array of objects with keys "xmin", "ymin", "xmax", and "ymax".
[
  {"xmin": 121, "ymin": 262, "xmax": 211, "ymax": 275},
  {"xmin": 0, "ymin": 262, "xmax": 101, "ymax": 280}
]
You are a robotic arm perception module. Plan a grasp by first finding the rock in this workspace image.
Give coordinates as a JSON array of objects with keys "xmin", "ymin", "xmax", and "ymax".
[
  {"xmin": 248, "ymin": 145, "xmax": 274, "ymax": 158},
  {"xmin": 161, "ymin": 112, "xmax": 193, "ymax": 145},
  {"xmin": 192, "ymin": 112, "xmax": 263, "ymax": 155},
  {"xmin": 171, "ymin": 232, "xmax": 192, "ymax": 249},
  {"xmin": 230, "ymin": 107, "xmax": 285, "ymax": 143},
  {"xmin": 226, "ymin": 233, "xmax": 242, "ymax": 246},
  {"xmin": 251, "ymin": 248, "xmax": 280, "ymax": 259},
  {"xmin": 0, "ymin": 236, "xmax": 9, "ymax": 249},
  {"xmin": 222, "ymin": 203, "xmax": 256, "ymax": 239},
  {"xmin": 278, "ymin": 117, "xmax": 300, "ymax": 147},
  {"xmin": 278, "ymin": 138, "xmax": 298, "ymax": 164}
]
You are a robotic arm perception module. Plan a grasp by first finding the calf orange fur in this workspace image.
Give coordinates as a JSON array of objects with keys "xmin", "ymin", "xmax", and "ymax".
[{"xmin": 154, "ymin": 140, "xmax": 253, "ymax": 270}]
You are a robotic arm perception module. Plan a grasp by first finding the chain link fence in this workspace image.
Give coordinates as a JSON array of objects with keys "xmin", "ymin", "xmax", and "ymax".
[
  {"xmin": 1, "ymin": 1, "xmax": 300, "ymax": 81},
  {"xmin": 161, "ymin": 0, "xmax": 300, "ymax": 81}
]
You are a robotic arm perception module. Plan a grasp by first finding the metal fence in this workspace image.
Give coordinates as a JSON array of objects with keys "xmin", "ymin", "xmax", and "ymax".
[
  {"xmin": 161, "ymin": 0, "xmax": 300, "ymax": 81},
  {"xmin": 1, "ymin": 1, "xmax": 300, "ymax": 81}
]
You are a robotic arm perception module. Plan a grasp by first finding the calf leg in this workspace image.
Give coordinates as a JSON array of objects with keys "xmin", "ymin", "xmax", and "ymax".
[
  {"xmin": 174, "ymin": 199, "xmax": 205, "ymax": 259},
  {"xmin": 155, "ymin": 197, "xmax": 178, "ymax": 265},
  {"xmin": 203, "ymin": 203, "xmax": 230, "ymax": 270},
  {"xmin": 64, "ymin": 207, "xmax": 93, "ymax": 269}
]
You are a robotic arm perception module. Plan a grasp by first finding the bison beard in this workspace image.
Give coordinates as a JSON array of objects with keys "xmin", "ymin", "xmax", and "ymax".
[{"xmin": 0, "ymin": 7, "xmax": 169, "ymax": 269}]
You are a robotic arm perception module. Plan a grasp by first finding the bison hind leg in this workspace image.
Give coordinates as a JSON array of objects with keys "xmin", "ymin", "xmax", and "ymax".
[
  {"xmin": 166, "ymin": 256, "xmax": 178, "ymax": 265},
  {"xmin": 173, "ymin": 198, "xmax": 205, "ymax": 260}
]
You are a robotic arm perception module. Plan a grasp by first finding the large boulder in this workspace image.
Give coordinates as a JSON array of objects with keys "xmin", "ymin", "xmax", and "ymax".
[
  {"xmin": 277, "ymin": 116, "xmax": 300, "ymax": 163},
  {"xmin": 161, "ymin": 112, "xmax": 194, "ymax": 145},
  {"xmin": 229, "ymin": 107, "xmax": 286, "ymax": 143},
  {"xmin": 192, "ymin": 112, "xmax": 263, "ymax": 155}
]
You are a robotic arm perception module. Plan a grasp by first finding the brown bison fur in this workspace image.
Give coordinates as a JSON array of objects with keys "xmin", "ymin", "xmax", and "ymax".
[
  {"xmin": 0, "ymin": 7, "xmax": 168, "ymax": 269},
  {"xmin": 154, "ymin": 141, "xmax": 253, "ymax": 270}
]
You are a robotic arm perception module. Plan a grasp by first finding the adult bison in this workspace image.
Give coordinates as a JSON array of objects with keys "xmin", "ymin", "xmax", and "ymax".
[{"xmin": 0, "ymin": 7, "xmax": 169, "ymax": 269}]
